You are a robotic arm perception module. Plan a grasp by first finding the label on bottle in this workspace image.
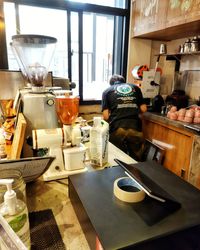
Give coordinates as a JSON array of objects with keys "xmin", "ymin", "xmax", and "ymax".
[
  {"xmin": 90, "ymin": 125, "xmax": 109, "ymax": 167},
  {"xmin": 5, "ymin": 206, "xmax": 30, "ymax": 249},
  {"xmin": 90, "ymin": 128, "xmax": 101, "ymax": 166}
]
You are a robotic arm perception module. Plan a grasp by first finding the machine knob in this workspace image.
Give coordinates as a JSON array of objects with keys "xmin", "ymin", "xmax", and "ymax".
[{"xmin": 46, "ymin": 98, "xmax": 55, "ymax": 106}]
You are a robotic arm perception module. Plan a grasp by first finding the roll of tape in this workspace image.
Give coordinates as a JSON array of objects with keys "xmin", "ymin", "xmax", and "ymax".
[{"xmin": 113, "ymin": 177, "xmax": 145, "ymax": 203}]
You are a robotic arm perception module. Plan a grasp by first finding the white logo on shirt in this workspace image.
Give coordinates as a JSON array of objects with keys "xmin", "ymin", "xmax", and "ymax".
[{"xmin": 116, "ymin": 84, "xmax": 132, "ymax": 95}]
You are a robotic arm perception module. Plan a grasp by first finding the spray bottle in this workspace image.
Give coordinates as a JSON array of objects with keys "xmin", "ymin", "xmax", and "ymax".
[
  {"xmin": 90, "ymin": 117, "xmax": 109, "ymax": 167},
  {"xmin": 0, "ymin": 179, "xmax": 31, "ymax": 249}
]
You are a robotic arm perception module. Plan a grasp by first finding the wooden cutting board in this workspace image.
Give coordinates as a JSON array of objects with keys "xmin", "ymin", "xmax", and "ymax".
[{"xmin": 10, "ymin": 113, "xmax": 26, "ymax": 159}]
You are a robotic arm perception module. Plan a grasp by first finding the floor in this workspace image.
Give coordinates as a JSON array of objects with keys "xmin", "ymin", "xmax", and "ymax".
[{"xmin": 26, "ymin": 178, "xmax": 90, "ymax": 250}]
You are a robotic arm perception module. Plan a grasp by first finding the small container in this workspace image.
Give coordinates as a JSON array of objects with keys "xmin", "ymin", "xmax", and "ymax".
[
  {"xmin": 63, "ymin": 144, "xmax": 86, "ymax": 171},
  {"xmin": 179, "ymin": 44, "xmax": 184, "ymax": 53},
  {"xmin": 159, "ymin": 43, "xmax": 167, "ymax": 54},
  {"xmin": 183, "ymin": 39, "xmax": 191, "ymax": 53},
  {"xmin": 191, "ymin": 36, "xmax": 200, "ymax": 52},
  {"xmin": 161, "ymin": 106, "xmax": 166, "ymax": 115}
]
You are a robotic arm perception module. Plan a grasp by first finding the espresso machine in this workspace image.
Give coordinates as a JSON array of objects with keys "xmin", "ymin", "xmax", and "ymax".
[
  {"xmin": 32, "ymin": 95, "xmax": 87, "ymax": 181},
  {"xmin": 11, "ymin": 34, "xmax": 60, "ymax": 156}
]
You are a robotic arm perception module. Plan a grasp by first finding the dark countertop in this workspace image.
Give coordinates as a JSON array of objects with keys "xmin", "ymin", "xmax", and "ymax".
[
  {"xmin": 143, "ymin": 112, "xmax": 200, "ymax": 136},
  {"xmin": 69, "ymin": 161, "xmax": 200, "ymax": 250}
]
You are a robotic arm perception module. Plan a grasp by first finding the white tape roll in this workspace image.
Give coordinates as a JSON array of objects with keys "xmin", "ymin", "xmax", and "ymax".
[{"xmin": 113, "ymin": 177, "xmax": 145, "ymax": 203}]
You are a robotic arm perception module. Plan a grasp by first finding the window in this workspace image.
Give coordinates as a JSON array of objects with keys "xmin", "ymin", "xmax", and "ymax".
[
  {"xmin": 4, "ymin": 4, "xmax": 68, "ymax": 78},
  {"xmin": 4, "ymin": 2, "xmax": 17, "ymax": 70},
  {"xmin": 19, "ymin": 5, "xmax": 68, "ymax": 78},
  {"xmin": 2, "ymin": 0, "xmax": 130, "ymax": 103},
  {"xmin": 82, "ymin": 13, "xmax": 114, "ymax": 100}
]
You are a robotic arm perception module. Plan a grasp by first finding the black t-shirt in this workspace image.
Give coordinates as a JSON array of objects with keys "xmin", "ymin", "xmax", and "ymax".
[{"xmin": 102, "ymin": 83, "xmax": 145, "ymax": 133}]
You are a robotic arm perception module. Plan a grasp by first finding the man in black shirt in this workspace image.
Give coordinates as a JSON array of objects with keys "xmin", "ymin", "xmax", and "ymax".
[{"xmin": 102, "ymin": 74, "xmax": 147, "ymax": 161}]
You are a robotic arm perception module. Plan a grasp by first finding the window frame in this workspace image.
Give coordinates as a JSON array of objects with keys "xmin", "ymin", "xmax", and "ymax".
[{"xmin": 1, "ymin": 0, "xmax": 130, "ymax": 105}]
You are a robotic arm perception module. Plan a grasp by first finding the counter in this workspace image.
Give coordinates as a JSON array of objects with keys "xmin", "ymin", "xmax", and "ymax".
[
  {"xmin": 26, "ymin": 142, "xmax": 136, "ymax": 249},
  {"xmin": 142, "ymin": 112, "xmax": 200, "ymax": 189},
  {"xmin": 143, "ymin": 112, "xmax": 200, "ymax": 135}
]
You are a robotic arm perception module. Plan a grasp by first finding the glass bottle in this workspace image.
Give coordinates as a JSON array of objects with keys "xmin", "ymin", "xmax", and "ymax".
[{"xmin": 0, "ymin": 169, "xmax": 30, "ymax": 249}]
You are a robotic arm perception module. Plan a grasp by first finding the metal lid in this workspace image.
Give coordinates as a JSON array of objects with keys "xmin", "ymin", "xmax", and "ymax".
[{"xmin": 12, "ymin": 34, "xmax": 57, "ymax": 44}]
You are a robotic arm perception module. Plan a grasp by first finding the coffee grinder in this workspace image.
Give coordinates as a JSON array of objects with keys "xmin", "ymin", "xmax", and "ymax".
[
  {"xmin": 32, "ymin": 95, "xmax": 87, "ymax": 181},
  {"xmin": 11, "ymin": 34, "xmax": 59, "ymax": 156}
]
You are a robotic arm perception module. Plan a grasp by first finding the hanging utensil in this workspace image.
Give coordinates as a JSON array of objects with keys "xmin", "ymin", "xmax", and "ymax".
[{"xmin": 150, "ymin": 54, "xmax": 160, "ymax": 87}]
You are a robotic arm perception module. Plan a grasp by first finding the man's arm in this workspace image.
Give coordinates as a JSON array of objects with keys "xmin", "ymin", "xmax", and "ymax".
[
  {"xmin": 134, "ymin": 85, "xmax": 147, "ymax": 113},
  {"xmin": 140, "ymin": 103, "xmax": 147, "ymax": 113},
  {"xmin": 102, "ymin": 109, "xmax": 110, "ymax": 121}
]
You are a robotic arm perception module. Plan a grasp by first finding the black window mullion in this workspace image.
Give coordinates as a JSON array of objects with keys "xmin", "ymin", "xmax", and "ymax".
[
  {"xmin": 112, "ymin": 15, "xmax": 123, "ymax": 76},
  {"xmin": 78, "ymin": 11, "xmax": 83, "ymax": 102},
  {"xmin": 122, "ymin": 0, "xmax": 130, "ymax": 80},
  {"xmin": 112, "ymin": 16, "xmax": 116, "ymax": 75},
  {"xmin": 67, "ymin": 10, "xmax": 72, "ymax": 82},
  {"xmin": 122, "ymin": 12, "xmax": 130, "ymax": 80},
  {"xmin": 91, "ymin": 13, "xmax": 96, "ymax": 82}
]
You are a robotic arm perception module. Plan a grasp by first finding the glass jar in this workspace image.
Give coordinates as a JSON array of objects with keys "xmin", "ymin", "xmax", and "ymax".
[
  {"xmin": 191, "ymin": 36, "xmax": 199, "ymax": 52},
  {"xmin": 183, "ymin": 39, "xmax": 191, "ymax": 53},
  {"xmin": 0, "ymin": 169, "xmax": 26, "ymax": 204}
]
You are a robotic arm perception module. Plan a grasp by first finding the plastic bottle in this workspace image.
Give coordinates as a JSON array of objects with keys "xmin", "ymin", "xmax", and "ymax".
[
  {"xmin": 0, "ymin": 213, "xmax": 27, "ymax": 249},
  {"xmin": 0, "ymin": 179, "xmax": 31, "ymax": 249},
  {"xmin": 0, "ymin": 132, "xmax": 7, "ymax": 160},
  {"xmin": 0, "ymin": 170, "xmax": 26, "ymax": 206},
  {"xmin": 90, "ymin": 117, "xmax": 109, "ymax": 167}
]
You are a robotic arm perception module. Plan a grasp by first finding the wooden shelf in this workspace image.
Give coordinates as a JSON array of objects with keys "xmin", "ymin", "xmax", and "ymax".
[
  {"xmin": 133, "ymin": 20, "xmax": 200, "ymax": 41},
  {"xmin": 154, "ymin": 51, "xmax": 200, "ymax": 63},
  {"xmin": 155, "ymin": 51, "xmax": 200, "ymax": 57}
]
